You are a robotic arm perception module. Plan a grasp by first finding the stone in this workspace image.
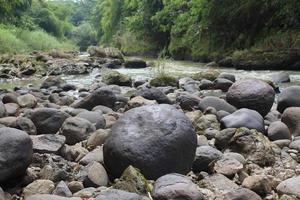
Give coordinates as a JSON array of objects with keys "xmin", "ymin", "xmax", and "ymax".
[
  {"xmin": 277, "ymin": 86, "xmax": 300, "ymax": 113},
  {"xmin": 199, "ymin": 96, "xmax": 236, "ymax": 113},
  {"xmin": 30, "ymin": 108, "xmax": 70, "ymax": 134},
  {"xmin": 242, "ymin": 175, "xmax": 273, "ymax": 196},
  {"xmin": 67, "ymin": 181, "xmax": 84, "ymax": 194},
  {"xmin": 0, "ymin": 127, "xmax": 32, "ymax": 183},
  {"xmin": 102, "ymin": 70, "xmax": 132, "ymax": 86},
  {"xmin": 95, "ymin": 189, "xmax": 144, "ymax": 200},
  {"xmin": 31, "ymin": 134, "xmax": 65, "ymax": 154},
  {"xmin": 86, "ymin": 129, "xmax": 110, "ymax": 150},
  {"xmin": 218, "ymin": 73, "xmax": 236, "ymax": 82},
  {"xmin": 60, "ymin": 117, "xmax": 95, "ymax": 145},
  {"xmin": 79, "ymin": 146, "xmax": 104, "ymax": 165},
  {"xmin": 23, "ymin": 180, "xmax": 55, "ymax": 198},
  {"xmin": 17, "ymin": 94, "xmax": 37, "ymax": 108},
  {"xmin": 72, "ymin": 88, "xmax": 117, "ymax": 110},
  {"xmin": 4, "ymin": 103, "xmax": 18, "ymax": 116},
  {"xmin": 214, "ymin": 157, "xmax": 243, "ymax": 178},
  {"xmin": 104, "ymin": 104, "xmax": 197, "ymax": 180},
  {"xmin": 125, "ymin": 59, "xmax": 147, "ymax": 68},
  {"xmin": 127, "ymin": 96, "xmax": 157, "ymax": 109},
  {"xmin": 281, "ymin": 107, "xmax": 300, "ymax": 136},
  {"xmin": 277, "ymin": 176, "xmax": 300, "ymax": 198},
  {"xmin": 223, "ymin": 188, "xmax": 262, "ymax": 200},
  {"xmin": 192, "ymin": 69, "xmax": 220, "ymax": 81},
  {"xmin": 271, "ymin": 72, "xmax": 290, "ymax": 84},
  {"xmin": 215, "ymin": 128, "xmax": 236, "ymax": 150},
  {"xmin": 226, "ymin": 79, "xmax": 275, "ymax": 116},
  {"xmin": 73, "ymin": 187, "xmax": 96, "ymax": 198},
  {"xmin": 150, "ymin": 76, "xmax": 178, "ymax": 87},
  {"xmin": 176, "ymin": 93, "xmax": 201, "ymax": 111},
  {"xmin": 0, "ymin": 102, "xmax": 7, "ymax": 118},
  {"xmin": 26, "ymin": 194, "xmax": 81, "ymax": 200},
  {"xmin": 2, "ymin": 93, "xmax": 18, "ymax": 104},
  {"xmin": 194, "ymin": 114, "xmax": 220, "ymax": 135},
  {"xmin": 52, "ymin": 181, "xmax": 72, "ymax": 197},
  {"xmin": 192, "ymin": 146, "xmax": 223, "ymax": 173},
  {"xmin": 76, "ymin": 111, "xmax": 106, "ymax": 129},
  {"xmin": 41, "ymin": 76, "xmax": 65, "ymax": 89},
  {"xmin": 289, "ymin": 140, "xmax": 300, "ymax": 151},
  {"xmin": 267, "ymin": 121, "xmax": 291, "ymax": 141},
  {"xmin": 223, "ymin": 152, "xmax": 246, "ymax": 165},
  {"xmin": 136, "ymin": 88, "xmax": 171, "ymax": 104},
  {"xmin": 76, "ymin": 161, "xmax": 108, "ymax": 187},
  {"xmin": 152, "ymin": 173, "xmax": 204, "ymax": 200},
  {"xmin": 214, "ymin": 78, "xmax": 233, "ymax": 92},
  {"xmin": 221, "ymin": 108, "xmax": 265, "ymax": 133},
  {"xmin": 16, "ymin": 117, "xmax": 37, "ymax": 135}
]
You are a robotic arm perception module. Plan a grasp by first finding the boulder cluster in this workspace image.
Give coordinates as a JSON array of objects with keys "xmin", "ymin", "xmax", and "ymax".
[{"xmin": 0, "ymin": 52, "xmax": 299, "ymax": 200}]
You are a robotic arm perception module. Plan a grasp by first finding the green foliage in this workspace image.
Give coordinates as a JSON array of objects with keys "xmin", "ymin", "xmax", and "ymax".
[{"xmin": 72, "ymin": 23, "xmax": 97, "ymax": 51}]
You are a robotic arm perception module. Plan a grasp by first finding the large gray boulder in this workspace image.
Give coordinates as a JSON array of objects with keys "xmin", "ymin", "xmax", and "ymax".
[
  {"xmin": 277, "ymin": 86, "xmax": 300, "ymax": 113},
  {"xmin": 29, "ymin": 108, "xmax": 70, "ymax": 135},
  {"xmin": 104, "ymin": 104, "xmax": 197, "ymax": 180},
  {"xmin": 277, "ymin": 176, "xmax": 300, "ymax": 198},
  {"xmin": 0, "ymin": 127, "xmax": 32, "ymax": 183},
  {"xmin": 152, "ymin": 173, "xmax": 204, "ymax": 200},
  {"xmin": 221, "ymin": 108, "xmax": 265, "ymax": 133},
  {"xmin": 226, "ymin": 79, "xmax": 275, "ymax": 116},
  {"xmin": 72, "ymin": 88, "xmax": 117, "ymax": 110}
]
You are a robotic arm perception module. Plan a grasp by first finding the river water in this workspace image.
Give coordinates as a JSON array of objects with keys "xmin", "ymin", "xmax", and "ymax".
[{"xmin": 0, "ymin": 58, "xmax": 299, "ymax": 89}]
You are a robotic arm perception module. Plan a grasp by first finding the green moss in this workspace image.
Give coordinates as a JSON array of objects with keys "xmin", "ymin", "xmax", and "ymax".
[{"xmin": 150, "ymin": 75, "xmax": 177, "ymax": 87}]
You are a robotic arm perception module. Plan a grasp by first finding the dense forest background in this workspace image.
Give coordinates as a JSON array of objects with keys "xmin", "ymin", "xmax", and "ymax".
[{"xmin": 0, "ymin": 0, "xmax": 299, "ymax": 61}]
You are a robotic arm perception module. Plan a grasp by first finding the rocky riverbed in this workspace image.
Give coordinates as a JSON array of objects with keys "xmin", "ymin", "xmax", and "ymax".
[{"xmin": 0, "ymin": 48, "xmax": 300, "ymax": 199}]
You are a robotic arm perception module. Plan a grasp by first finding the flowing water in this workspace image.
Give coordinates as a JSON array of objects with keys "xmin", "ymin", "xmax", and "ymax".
[{"xmin": 0, "ymin": 57, "xmax": 299, "ymax": 90}]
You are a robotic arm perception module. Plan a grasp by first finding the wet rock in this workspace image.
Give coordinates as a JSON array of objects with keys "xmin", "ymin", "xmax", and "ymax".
[
  {"xmin": 277, "ymin": 176, "xmax": 300, "ymax": 198},
  {"xmin": 199, "ymin": 96, "xmax": 236, "ymax": 113},
  {"xmin": 52, "ymin": 181, "xmax": 72, "ymax": 197},
  {"xmin": 31, "ymin": 134, "xmax": 65, "ymax": 154},
  {"xmin": 221, "ymin": 108, "xmax": 265, "ymax": 133},
  {"xmin": 72, "ymin": 88, "xmax": 117, "ymax": 110},
  {"xmin": 223, "ymin": 188, "xmax": 262, "ymax": 200},
  {"xmin": 277, "ymin": 86, "xmax": 300, "ymax": 113},
  {"xmin": 76, "ymin": 111, "xmax": 106, "ymax": 129},
  {"xmin": 281, "ymin": 107, "xmax": 300, "ymax": 136},
  {"xmin": 95, "ymin": 189, "xmax": 144, "ymax": 200},
  {"xmin": 267, "ymin": 121, "xmax": 291, "ymax": 141},
  {"xmin": 60, "ymin": 117, "xmax": 95, "ymax": 145},
  {"xmin": 193, "ymin": 145, "xmax": 223, "ymax": 172},
  {"xmin": 152, "ymin": 173, "xmax": 204, "ymax": 200},
  {"xmin": 0, "ymin": 127, "xmax": 32, "ymax": 183},
  {"xmin": 104, "ymin": 104, "xmax": 197, "ymax": 180},
  {"xmin": 102, "ymin": 70, "xmax": 132, "ymax": 86},
  {"xmin": 226, "ymin": 79, "xmax": 275, "ymax": 116},
  {"xmin": 16, "ymin": 117, "xmax": 37, "ymax": 135},
  {"xmin": 30, "ymin": 108, "xmax": 70, "ymax": 135},
  {"xmin": 125, "ymin": 59, "xmax": 147, "ymax": 68},
  {"xmin": 41, "ymin": 76, "xmax": 65, "ymax": 89},
  {"xmin": 136, "ymin": 88, "xmax": 171, "ymax": 104},
  {"xmin": 23, "ymin": 179, "xmax": 55, "ymax": 198}
]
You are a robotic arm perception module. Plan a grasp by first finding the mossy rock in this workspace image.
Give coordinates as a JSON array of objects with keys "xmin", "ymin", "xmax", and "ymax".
[
  {"xmin": 102, "ymin": 70, "xmax": 132, "ymax": 86},
  {"xmin": 113, "ymin": 165, "xmax": 152, "ymax": 195},
  {"xmin": 192, "ymin": 69, "xmax": 220, "ymax": 81},
  {"xmin": 150, "ymin": 75, "xmax": 178, "ymax": 87},
  {"xmin": 194, "ymin": 114, "xmax": 220, "ymax": 135}
]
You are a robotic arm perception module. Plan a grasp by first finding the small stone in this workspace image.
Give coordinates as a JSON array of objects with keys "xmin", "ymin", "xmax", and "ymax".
[
  {"xmin": 17, "ymin": 94, "xmax": 37, "ymax": 108},
  {"xmin": 67, "ymin": 181, "xmax": 84, "ymax": 194},
  {"xmin": 52, "ymin": 181, "xmax": 72, "ymax": 197},
  {"xmin": 214, "ymin": 157, "xmax": 243, "ymax": 178},
  {"xmin": 23, "ymin": 179, "xmax": 55, "ymax": 198},
  {"xmin": 31, "ymin": 134, "xmax": 65, "ymax": 154}
]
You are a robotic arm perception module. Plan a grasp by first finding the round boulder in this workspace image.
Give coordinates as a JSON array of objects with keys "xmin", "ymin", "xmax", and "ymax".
[
  {"xmin": 226, "ymin": 79, "xmax": 275, "ymax": 116},
  {"xmin": 104, "ymin": 104, "xmax": 197, "ymax": 180},
  {"xmin": 0, "ymin": 127, "xmax": 32, "ymax": 183},
  {"xmin": 267, "ymin": 121, "xmax": 291, "ymax": 141},
  {"xmin": 277, "ymin": 86, "xmax": 300, "ymax": 113},
  {"xmin": 281, "ymin": 107, "xmax": 300, "ymax": 136}
]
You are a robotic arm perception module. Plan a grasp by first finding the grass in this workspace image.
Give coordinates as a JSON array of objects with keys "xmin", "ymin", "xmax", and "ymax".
[
  {"xmin": 150, "ymin": 58, "xmax": 178, "ymax": 87},
  {"xmin": 0, "ymin": 25, "xmax": 77, "ymax": 54}
]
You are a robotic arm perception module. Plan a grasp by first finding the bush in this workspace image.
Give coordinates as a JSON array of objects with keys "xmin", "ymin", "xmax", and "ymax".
[{"xmin": 0, "ymin": 27, "xmax": 29, "ymax": 53}]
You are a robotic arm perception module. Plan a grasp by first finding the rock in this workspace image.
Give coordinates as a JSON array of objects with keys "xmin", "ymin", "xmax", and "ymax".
[
  {"xmin": 88, "ymin": 46, "xmax": 123, "ymax": 59},
  {"xmin": 289, "ymin": 140, "xmax": 300, "ymax": 151},
  {"xmin": 95, "ymin": 189, "xmax": 144, "ymax": 200},
  {"xmin": 215, "ymin": 128, "xmax": 236, "ymax": 150},
  {"xmin": 127, "ymin": 96, "xmax": 157, "ymax": 109},
  {"xmin": 67, "ymin": 181, "xmax": 84, "ymax": 194},
  {"xmin": 176, "ymin": 93, "xmax": 201, "ymax": 111},
  {"xmin": 281, "ymin": 107, "xmax": 300, "ymax": 136},
  {"xmin": 79, "ymin": 146, "xmax": 104, "ymax": 165},
  {"xmin": 242, "ymin": 175, "xmax": 273, "ymax": 196},
  {"xmin": 72, "ymin": 88, "xmax": 117, "ymax": 110},
  {"xmin": 192, "ymin": 69, "xmax": 220, "ymax": 81},
  {"xmin": 125, "ymin": 59, "xmax": 147, "ymax": 68},
  {"xmin": 271, "ymin": 72, "xmax": 290, "ymax": 84},
  {"xmin": 229, "ymin": 128, "xmax": 276, "ymax": 167},
  {"xmin": 150, "ymin": 76, "xmax": 177, "ymax": 87},
  {"xmin": 214, "ymin": 157, "xmax": 243, "ymax": 178},
  {"xmin": 194, "ymin": 114, "xmax": 220, "ymax": 135},
  {"xmin": 136, "ymin": 88, "xmax": 171, "ymax": 104},
  {"xmin": 0, "ymin": 127, "xmax": 32, "ymax": 183},
  {"xmin": 199, "ymin": 96, "xmax": 236, "ymax": 113},
  {"xmin": 102, "ymin": 70, "xmax": 132, "ymax": 86},
  {"xmin": 223, "ymin": 188, "xmax": 262, "ymax": 200},
  {"xmin": 113, "ymin": 166, "xmax": 150, "ymax": 195},
  {"xmin": 214, "ymin": 78, "xmax": 233, "ymax": 92},
  {"xmin": 73, "ymin": 187, "xmax": 96, "ymax": 198},
  {"xmin": 92, "ymin": 105, "xmax": 114, "ymax": 114},
  {"xmin": 226, "ymin": 79, "xmax": 275, "ymax": 116},
  {"xmin": 31, "ymin": 134, "xmax": 66, "ymax": 154},
  {"xmin": 60, "ymin": 117, "xmax": 95, "ymax": 145},
  {"xmin": 76, "ymin": 111, "xmax": 106, "ymax": 129},
  {"xmin": 265, "ymin": 110, "xmax": 282, "ymax": 125},
  {"xmin": 16, "ymin": 117, "xmax": 37, "ymax": 135},
  {"xmin": 192, "ymin": 145, "xmax": 223, "ymax": 173},
  {"xmin": 277, "ymin": 86, "xmax": 300, "ymax": 113},
  {"xmin": 41, "ymin": 76, "xmax": 65, "ymax": 89},
  {"xmin": 23, "ymin": 179, "xmax": 55, "ymax": 198},
  {"xmin": 199, "ymin": 79, "xmax": 214, "ymax": 90},
  {"xmin": 86, "ymin": 129, "xmax": 110, "ymax": 150},
  {"xmin": 61, "ymin": 84, "xmax": 76, "ymax": 91},
  {"xmin": 104, "ymin": 104, "xmax": 197, "ymax": 180},
  {"xmin": 218, "ymin": 73, "xmax": 236, "ymax": 82},
  {"xmin": 2, "ymin": 93, "xmax": 18, "ymax": 104},
  {"xmin": 0, "ymin": 102, "xmax": 6, "ymax": 118},
  {"xmin": 221, "ymin": 108, "xmax": 265, "ymax": 133},
  {"xmin": 183, "ymin": 80, "xmax": 200, "ymax": 93},
  {"xmin": 52, "ymin": 181, "xmax": 72, "ymax": 197},
  {"xmin": 17, "ymin": 94, "xmax": 37, "ymax": 108},
  {"xmin": 30, "ymin": 108, "xmax": 70, "ymax": 135},
  {"xmin": 26, "ymin": 194, "xmax": 81, "ymax": 200},
  {"xmin": 152, "ymin": 173, "xmax": 204, "ymax": 200},
  {"xmin": 267, "ymin": 121, "xmax": 291, "ymax": 141},
  {"xmin": 76, "ymin": 161, "xmax": 108, "ymax": 187},
  {"xmin": 277, "ymin": 176, "xmax": 300, "ymax": 198},
  {"xmin": 0, "ymin": 116, "xmax": 17, "ymax": 127}
]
